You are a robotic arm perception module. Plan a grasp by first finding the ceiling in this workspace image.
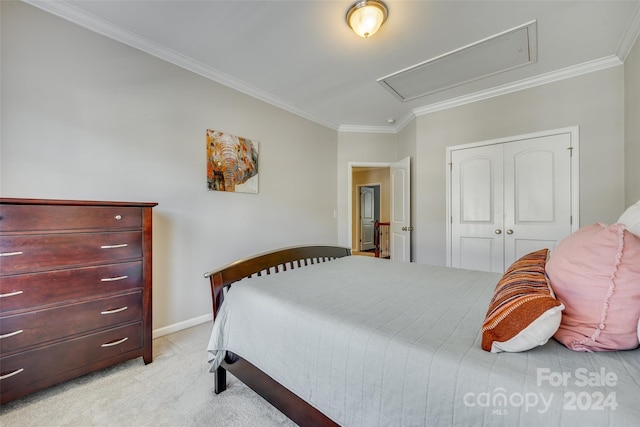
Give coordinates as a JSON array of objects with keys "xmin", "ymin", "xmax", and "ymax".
[{"xmin": 25, "ymin": 0, "xmax": 640, "ymax": 133}]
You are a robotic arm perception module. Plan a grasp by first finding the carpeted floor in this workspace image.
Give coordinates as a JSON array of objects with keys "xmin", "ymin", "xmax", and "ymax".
[{"xmin": 0, "ymin": 322, "xmax": 297, "ymax": 427}]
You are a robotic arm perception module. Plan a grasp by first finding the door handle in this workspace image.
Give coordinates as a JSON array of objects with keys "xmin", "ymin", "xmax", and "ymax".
[
  {"xmin": 402, "ymin": 226, "xmax": 414, "ymax": 231},
  {"xmin": 506, "ymin": 229, "xmax": 514, "ymax": 235},
  {"xmin": 495, "ymin": 229, "xmax": 502, "ymax": 234}
]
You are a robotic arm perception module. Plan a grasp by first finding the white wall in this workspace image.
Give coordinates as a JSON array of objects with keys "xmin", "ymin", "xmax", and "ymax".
[
  {"xmin": 1, "ymin": 2, "xmax": 339, "ymax": 334},
  {"xmin": 412, "ymin": 66, "xmax": 625, "ymax": 266},
  {"xmin": 624, "ymin": 35, "xmax": 640, "ymax": 206}
]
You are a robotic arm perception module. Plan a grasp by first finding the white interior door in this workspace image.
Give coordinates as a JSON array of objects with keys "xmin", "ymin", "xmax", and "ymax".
[
  {"xmin": 503, "ymin": 134, "xmax": 573, "ymax": 266},
  {"xmin": 451, "ymin": 144, "xmax": 504, "ymax": 272},
  {"xmin": 390, "ymin": 157, "xmax": 411, "ymax": 262},
  {"xmin": 360, "ymin": 186, "xmax": 375, "ymax": 251}
]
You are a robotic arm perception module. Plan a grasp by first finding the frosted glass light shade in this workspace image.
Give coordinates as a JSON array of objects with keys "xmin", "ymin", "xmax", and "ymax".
[{"xmin": 346, "ymin": 0, "xmax": 388, "ymax": 38}]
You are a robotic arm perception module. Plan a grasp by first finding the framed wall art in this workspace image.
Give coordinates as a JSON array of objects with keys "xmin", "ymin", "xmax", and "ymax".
[{"xmin": 206, "ymin": 129, "xmax": 259, "ymax": 193}]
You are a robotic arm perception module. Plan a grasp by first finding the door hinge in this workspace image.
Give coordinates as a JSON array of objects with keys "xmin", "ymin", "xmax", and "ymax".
[
  {"xmin": 567, "ymin": 146, "xmax": 573, "ymax": 157},
  {"xmin": 449, "ymin": 162, "xmax": 453, "ymax": 170},
  {"xmin": 570, "ymin": 215, "xmax": 573, "ymax": 225}
]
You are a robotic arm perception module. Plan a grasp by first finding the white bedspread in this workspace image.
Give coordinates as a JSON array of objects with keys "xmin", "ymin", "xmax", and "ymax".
[{"xmin": 208, "ymin": 256, "xmax": 640, "ymax": 426}]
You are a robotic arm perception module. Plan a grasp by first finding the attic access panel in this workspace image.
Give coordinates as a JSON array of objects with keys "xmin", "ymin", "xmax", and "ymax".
[{"xmin": 379, "ymin": 21, "xmax": 537, "ymax": 102}]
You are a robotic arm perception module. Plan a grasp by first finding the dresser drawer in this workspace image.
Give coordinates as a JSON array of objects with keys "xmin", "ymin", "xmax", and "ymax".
[
  {"xmin": 1, "ymin": 292, "xmax": 142, "ymax": 354},
  {"xmin": 0, "ymin": 322, "xmax": 142, "ymax": 399},
  {"xmin": 0, "ymin": 261, "xmax": 142, "ymax": 313},
  {"xmin": 0, "ymin": 204, "xmax": 142, "ymax": 232},
  {"xmin": 1, "ymin": 231, "xmax": 142, "ymax": 274}
]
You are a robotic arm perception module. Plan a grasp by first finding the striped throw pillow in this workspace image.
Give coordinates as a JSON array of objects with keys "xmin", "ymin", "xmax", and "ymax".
[{"xmin": 481, "ymin": 248, "xmax": 564, "ymax": 353}]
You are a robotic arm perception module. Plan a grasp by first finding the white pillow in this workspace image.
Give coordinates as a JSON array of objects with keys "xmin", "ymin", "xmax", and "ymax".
[
  {"xmin": 618, "ymin": 199, "xmax": 640, "ymax": 236},
  {"xmin": 490, "ymin": 305, "xmax": 564, "ymax": 353}
]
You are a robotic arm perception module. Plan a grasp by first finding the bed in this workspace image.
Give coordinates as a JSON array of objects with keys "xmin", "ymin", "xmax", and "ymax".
[{"xmin": 205, "ymin": 245, "xmax": 640, "ymax": 427}]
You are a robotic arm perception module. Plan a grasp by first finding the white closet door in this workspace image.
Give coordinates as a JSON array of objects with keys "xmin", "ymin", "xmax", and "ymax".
[
  {"xmin": 449, "ymin": 129, "xmax": 576, "ymax": 273},
  {"xmin": 451, "ymin": 144, "xmax": 504, "ymax": 272},
  {"xmin": 503, "ymin": 134, "xmax": 573, "ymax": 267}
]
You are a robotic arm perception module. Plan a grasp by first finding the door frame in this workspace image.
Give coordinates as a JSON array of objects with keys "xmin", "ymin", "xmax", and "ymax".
[
  {"xmin": 445, "ymin": 126, "xmax": 580, "ymax": 267},
  {"xmin": 348, "ymin": 162, "xmax": 391, "ymax": 253}
]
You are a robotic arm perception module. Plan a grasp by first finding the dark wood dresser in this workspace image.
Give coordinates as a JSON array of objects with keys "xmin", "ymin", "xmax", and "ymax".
[{"xmin": 0, "ymin": 198, "xmax": 157, "ymax": 404}]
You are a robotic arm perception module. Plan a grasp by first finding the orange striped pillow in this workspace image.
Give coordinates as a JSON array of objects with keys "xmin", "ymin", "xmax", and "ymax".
[{"xmin": 481, "ymin": 249, "xmax": 564, "ymax": 352}]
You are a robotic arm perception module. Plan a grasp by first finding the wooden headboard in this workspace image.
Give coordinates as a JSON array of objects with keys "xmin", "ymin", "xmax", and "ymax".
[{"xmin": 204, "ymin": 245, "xmax": 351, "ymax": 319}]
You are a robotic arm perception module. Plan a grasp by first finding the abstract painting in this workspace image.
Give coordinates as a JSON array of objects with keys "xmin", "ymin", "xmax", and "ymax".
[{"xmin": 206, "ymin": 129, "xmax": 259, "ymax": 193}]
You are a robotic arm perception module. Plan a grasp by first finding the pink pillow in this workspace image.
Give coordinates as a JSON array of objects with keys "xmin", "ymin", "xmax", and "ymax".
[{"xmin": 546, "ymin": 223, "xmax": 640, "ymax": 351}]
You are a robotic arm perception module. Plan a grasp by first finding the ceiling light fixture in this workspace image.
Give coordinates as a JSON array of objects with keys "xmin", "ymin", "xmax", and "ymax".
[{"xmin": 346, "ymin": 0, "xmax": 388, "ymax": 38}]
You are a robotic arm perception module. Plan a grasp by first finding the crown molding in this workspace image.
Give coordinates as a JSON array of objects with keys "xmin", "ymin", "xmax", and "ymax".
[
  {"xmin": 328, "ymin": 55, "xmax": 623, "ymax": 134},
  {"xmin": 22, "ymin": 0, "xmax": 340, "ymax": 131},
  {"xmin": 22, "ymin": 0, "xmax": 632, "ymax": 136},
  {"xmin": 338, "ymin": 124, "xmax": 397, "ymax": 134},
  {"xmin": 617, "ymin": 1, "xmax": 640, "ymax": 62},
  {"xmin": 411, "ymin": 55, "xmax": 622, "ymax": 119},
  {"xmin": 338, "ymin": 110, "xmax": 417, "ymax": 134}
]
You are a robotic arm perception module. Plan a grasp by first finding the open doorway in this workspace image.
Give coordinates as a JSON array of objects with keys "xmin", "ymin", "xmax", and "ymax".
[
  {"xmin": 348, "ymin": 157, "xmax": 412, "ymax": 262},
  {"xmin": 351, "ymin": 167, "xmax": 389, "ymax": 256}
]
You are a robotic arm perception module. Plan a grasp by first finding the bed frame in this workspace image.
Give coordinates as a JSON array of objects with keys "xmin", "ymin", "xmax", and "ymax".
[{"xmin": 204, "ymin": 245, "xmax": 351, "ymax": 427}]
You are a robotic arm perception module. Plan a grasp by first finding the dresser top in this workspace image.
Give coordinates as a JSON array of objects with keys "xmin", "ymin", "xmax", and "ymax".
[{"xmin": 0, "ymin": 198, "xmax": 158, "ymax": 208}]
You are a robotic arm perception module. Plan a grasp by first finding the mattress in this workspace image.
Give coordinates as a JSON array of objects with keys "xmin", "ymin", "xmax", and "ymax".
[{"xmin": 208, "ymin": 256, "xmax": 640, "ymax": 426}]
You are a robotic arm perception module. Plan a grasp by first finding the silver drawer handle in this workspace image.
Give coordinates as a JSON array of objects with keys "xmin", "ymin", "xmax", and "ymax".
[
  {"xmin": 0, "ymin": 330, "xmax": 24, "ymax": 339},
  {"xmin": 0, "ymin": 368, "xmax": 24, "ymax": 380},
  {"xmin": 0, "ymin": 290, "xmax": 24, "ymax": 298},
  {"xmin": 0, "ymin": 251, "xmax": 23, "ymax": 257},
  {"xmin": 101, "ymin": 244, "xmax": 128, "ymax": 249},
  {"xmin": 115, "ymin": 215, "xmax": 122, "ymax": 220},
  {"xmin": 101, "ymin": 337, "xmax": 128, "ymax": 347},
  {"xmin": 101, "ymin": 275, "xmax": 128, "ymax": 282},
  {"xmin": 101, "ymin": 306, "xmax": 128, "ymax": 315}
]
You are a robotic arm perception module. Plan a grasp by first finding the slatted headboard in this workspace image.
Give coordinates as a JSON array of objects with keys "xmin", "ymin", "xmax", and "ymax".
[{"xmin": 204, "ymin": 245, "xmax": 351, "ymax": 318}]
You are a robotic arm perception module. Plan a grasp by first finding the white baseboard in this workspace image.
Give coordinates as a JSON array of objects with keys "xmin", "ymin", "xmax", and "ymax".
[{"xmin": 152, "ymin": 313, "xmax": 213, "ymax": 339}]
